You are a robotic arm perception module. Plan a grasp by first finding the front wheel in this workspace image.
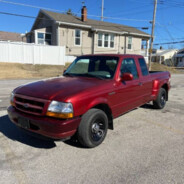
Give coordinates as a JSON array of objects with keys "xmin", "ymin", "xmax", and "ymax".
[
  {"xmin": 153, "ymin": 88, "xmax": 167, "ymax": 109},
  {"xmin": 77, "ymin": 108, "xmax": 108, "ymax": 148}
]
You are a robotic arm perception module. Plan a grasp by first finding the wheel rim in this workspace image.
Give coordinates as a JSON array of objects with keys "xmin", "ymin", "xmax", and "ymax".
[
  {"xmin": 91, "ymin": 120, "xmax": 105, "ymax": 142},
  {"xmin": 160, "ymin": 92, "xmax": 166, "ymax": 107}
]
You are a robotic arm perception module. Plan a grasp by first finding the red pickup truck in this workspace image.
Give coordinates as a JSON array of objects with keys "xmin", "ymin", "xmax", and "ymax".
[{"xmin": 8, "ymin": 54, "xmax": 171, "ymax": 148}]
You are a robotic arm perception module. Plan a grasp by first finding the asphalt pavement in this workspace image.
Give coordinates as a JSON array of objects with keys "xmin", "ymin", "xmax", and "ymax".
[
  {"xmin": 0, "ymin": 79, "xmax": 37, "ymax": 110},
  {"xmin": 0, "ymin": 74, "xmax": 184, "ymax": 184}
]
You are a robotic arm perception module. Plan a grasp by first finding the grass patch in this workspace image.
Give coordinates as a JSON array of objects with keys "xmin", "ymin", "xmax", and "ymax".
[
  {"xmin": 151, "ymin": 62, "xmax": 181, "ymax": 74},
  {"xmin": 0, "ymin": 62, "xmax": 64, "ymax": 79},
  {"xmin": 64, "ymin": 62, "xmax": 72, "ymax": 70}
]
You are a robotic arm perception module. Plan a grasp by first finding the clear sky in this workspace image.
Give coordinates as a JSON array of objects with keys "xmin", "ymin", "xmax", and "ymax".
[{"xmin": 0, "ymin": 0, "xmax": 184, "ymax": 49}]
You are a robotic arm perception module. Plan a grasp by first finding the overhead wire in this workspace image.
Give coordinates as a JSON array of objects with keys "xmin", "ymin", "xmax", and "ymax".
[
  {"xmin": 0, "ymin": 0, "xmax": 151, "ymax": 22},
  {"xmin": 0, "ymin": 11, "xmax": 150, "ymax": 30},
  {"xmin": 154, "ymin": 40, "xmax": 184, "ymax": 45}
]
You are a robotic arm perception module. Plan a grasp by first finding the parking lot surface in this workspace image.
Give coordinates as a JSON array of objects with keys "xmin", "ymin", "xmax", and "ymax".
[{"xmin": 0, "ymin": 74, "xmax": 184, "ymax": 184}]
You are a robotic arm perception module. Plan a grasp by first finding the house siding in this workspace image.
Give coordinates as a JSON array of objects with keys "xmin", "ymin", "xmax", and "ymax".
[
  {"xmin": 28, "ymin": 14, "xmax": 57, "ymax": 45},
  {"xmin": 63, "ymin": 30, "xmax": 142, "ymax": 55},
  {"xmin": 57, "ymin": 27, "xmax": 143, "ymax": 56},
  {"xmin": 58, "ymin": 25, "xmax": 92, "ymax": 56},
  {"xmin": 125, "ymin": 37, "xmax": 142, "ymax": 55},
  {"xmin": 52, "ymin": 23, "xmax": 58, "ymax": 45},
  {"xmin": 29, "ymin": 11, "xmax": 149, "ymax": 56},
  {"xmin": 35, "ymin": 14, "xmax": 53, "ymax": 29}
]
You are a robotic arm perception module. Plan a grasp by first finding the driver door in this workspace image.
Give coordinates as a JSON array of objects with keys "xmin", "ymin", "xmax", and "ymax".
[{"xmin": 113, "ymin": 57, "xmax": 143, "ymax": 116}]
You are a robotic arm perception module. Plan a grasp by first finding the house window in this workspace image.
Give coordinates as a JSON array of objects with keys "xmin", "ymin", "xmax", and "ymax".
[
  {"xmin": 75, "ymin": 29, "xmax": 81, "ymax": 46},
  {"xmin": 104, "ymin": 34, "xmax": 109, "ymax": 47},
  {"xmin": 110, "ymin": 35, "xmax": 114, "ymax": 48},
  {"xmin": 98, "ymin": 33, "xmax": 103, "ymax": 47},
  {"xmin": 128, "ymin": 36, "xmax": 132, "ymax": 49},
  {"xmin": 98, "ymin": 33, "xmax": 115, "ymax": 48},
  {"xmin": 37, "ymin": 32, "xmax": 51, "ymax": 45}
]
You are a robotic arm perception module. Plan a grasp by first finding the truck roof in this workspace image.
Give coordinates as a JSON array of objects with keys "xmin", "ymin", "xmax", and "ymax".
[{"xmin": 79, "ymin": 54, "xmax": 144, "ymax": 58}]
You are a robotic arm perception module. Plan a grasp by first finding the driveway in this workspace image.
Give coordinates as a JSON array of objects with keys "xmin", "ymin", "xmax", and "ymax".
[{"xmin": 0, "ymin": 75, "xmax": 184, "ymax": 184}]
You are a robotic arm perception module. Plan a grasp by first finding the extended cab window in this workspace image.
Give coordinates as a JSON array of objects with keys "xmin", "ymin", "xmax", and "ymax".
[
  {"xmin": 121, "ymin": 58, "xmax": 138, "ymax": 79},
  {"xmin": 138, "ymin": 58, "xmax": 149, "ymax": 76}
]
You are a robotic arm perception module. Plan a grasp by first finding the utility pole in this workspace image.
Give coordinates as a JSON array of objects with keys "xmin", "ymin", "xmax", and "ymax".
[
  {"xmin": 149, "ymin": 0, "xmax": 157, "ymax": 70},
  {"xmin": 101, "ymin": 0, "xmax": 104, "ymax": 21}
]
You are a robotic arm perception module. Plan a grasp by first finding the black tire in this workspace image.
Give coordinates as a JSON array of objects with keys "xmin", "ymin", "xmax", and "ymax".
[
  {"xmin": 153, "ymin": 88, "xmax": 167, "ymax": 109},
  {"xmin": 77, "ymin": 108, "xmax": 108, "ymax": 148}
]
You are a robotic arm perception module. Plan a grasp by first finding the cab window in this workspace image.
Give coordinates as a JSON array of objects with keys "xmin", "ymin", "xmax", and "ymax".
[
  {"xmin": 120, "ymin": 58, "xmax": 138, "ymax": 79},
  {"xmin": 138, "ymin": 58, "xmax": 149, "ymax": 76}
]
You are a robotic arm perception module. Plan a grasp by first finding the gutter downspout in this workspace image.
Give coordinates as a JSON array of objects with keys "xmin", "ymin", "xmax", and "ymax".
[
  {"xmin": 57, "ymin": 22, "xmax": 60, "ymax": 46},
  {"xmin": 92, "ymin": 31, "xmax": 96, "ymax": 54},
  {"xmin": 124, "ymin": 36, "xmax": 127, "ymax": 54},
  {"xmin": 118, "ymin": 35, "xmax": 120, "ymax": 54}
]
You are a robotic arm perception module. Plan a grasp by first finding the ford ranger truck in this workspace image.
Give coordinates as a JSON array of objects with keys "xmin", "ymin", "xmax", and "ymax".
[{"xmin": 8, "ymin": 54, "xmax": 171, "ymax": 148}]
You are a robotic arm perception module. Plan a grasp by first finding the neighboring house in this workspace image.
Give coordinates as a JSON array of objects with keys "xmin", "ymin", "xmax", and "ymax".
[
  {"xmin": 151, "ymin": 49, "xmax": 178, "ymax": 66},
  {"xmin": 27, "ymin": 6, "xmax": 150, "ymax": 58},
  {"xmin": 0, "ymin": 31, "xmax": 26, "ymax": 42},
  {"xmin": 174, "ymin": 48, "xmax": 184, "ymax": 67}
]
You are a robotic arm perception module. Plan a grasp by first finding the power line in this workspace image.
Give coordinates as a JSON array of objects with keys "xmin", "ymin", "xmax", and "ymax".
[
  {"xmin": 0, "ymin": 0, "xmax": 151, "ymax": 22},
  {"xmin": 0, "ymin": 0, "xmax": 65, "ymax": 13},
  {"xmin": 154, "ymin": 40, "xmax": 184, "ymax": 45},
  {"xmin": 155, "ymin": 37, "xmax": 184, "ymax": 41},
  {"xmin": 103, "ymin": 16, "xmax": 150, "ymax": 22},
  {"xmin": 0, "ymin": 11, "xmax": 43, "ymax": 19},
  {"xmin": 0, "ymin": 11, "xmax": 150, "ymax": 30}
]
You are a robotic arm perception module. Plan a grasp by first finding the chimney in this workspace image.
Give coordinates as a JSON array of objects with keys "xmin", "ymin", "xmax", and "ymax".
[{"xmin": 81, "ymin": 6, "xmax": 87, "ymax": 22}]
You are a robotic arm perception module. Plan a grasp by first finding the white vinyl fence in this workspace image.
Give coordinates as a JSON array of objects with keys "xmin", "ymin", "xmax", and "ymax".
[{"xmin": 0, "ymin": 41, "xmax": 70, "ymax": 65}]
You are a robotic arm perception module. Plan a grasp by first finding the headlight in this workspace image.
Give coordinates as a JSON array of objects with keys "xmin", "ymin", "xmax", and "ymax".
[
  {"xmin": 46, "ymin": 101, "xmax": 73, "ymax": 119},
  {"xmin": 10, "ymin": 92, "xmax": 15, "ymax": 106}
]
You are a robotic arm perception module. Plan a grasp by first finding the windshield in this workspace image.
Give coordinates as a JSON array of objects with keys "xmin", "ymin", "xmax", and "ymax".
[{"xmin": 64, "ymin": 56, "xmax": 119, "ymax": 79}]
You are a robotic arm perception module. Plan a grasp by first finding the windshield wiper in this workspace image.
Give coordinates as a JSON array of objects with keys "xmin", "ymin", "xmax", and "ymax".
[
  {"xmin": 83, "ymin": 73, "xmax": 104, "ymax": 80},
  {"xmin": 63, "ymin": 73, "xmax": 75, "ymax": 77}
]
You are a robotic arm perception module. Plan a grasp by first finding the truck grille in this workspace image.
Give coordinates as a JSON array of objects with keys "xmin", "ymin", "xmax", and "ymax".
[{"xmin": 14, "ymin": 95, "xmax": 48, "ymax": 115}]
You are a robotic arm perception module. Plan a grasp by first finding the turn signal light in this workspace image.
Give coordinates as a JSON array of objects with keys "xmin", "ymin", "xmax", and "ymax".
[
  {"xmin": 10, "ymin": 101, "xmax": 15, "ymax": 106},
  {"xmin": 46, "ymin": 111, "xmax": 73, "ymax": 119}
]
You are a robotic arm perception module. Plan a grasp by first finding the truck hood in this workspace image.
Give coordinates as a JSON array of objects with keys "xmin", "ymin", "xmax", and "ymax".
[{"xmin": 15, "ymin": 76, "xmax": 105, "ymax": 101}]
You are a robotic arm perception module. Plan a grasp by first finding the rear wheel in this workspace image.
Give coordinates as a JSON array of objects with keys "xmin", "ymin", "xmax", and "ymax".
[
  {"xmin": 77, "ymin": 108, "xmax": 108, "ymax": 148},
  {"xmin": 153, "ymin": 88, "xmax": 167, "ymax": 109}
]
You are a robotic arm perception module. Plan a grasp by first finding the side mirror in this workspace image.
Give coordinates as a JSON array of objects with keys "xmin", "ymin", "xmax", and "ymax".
[
  {"xmin": 121, "ymin": 73, "xmax": 133, "ymax": 81},
  {"xmin": 63, "ymin": 69, "xmax": 66, "ymax": 74}
]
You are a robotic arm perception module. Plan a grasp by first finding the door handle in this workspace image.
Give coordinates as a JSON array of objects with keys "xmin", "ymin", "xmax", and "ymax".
[{"xmin": 138, "ymin": 82, "xmax": 143, "ymax": 86}]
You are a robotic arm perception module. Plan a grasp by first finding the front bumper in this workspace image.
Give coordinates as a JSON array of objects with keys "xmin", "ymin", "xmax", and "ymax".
[{"xmin": 7, "ymin": 106, "xmax": 81, "ymax": 139}]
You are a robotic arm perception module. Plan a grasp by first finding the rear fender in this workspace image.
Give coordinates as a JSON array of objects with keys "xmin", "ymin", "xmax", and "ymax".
[
  {"xmin": 152, "ymin": 80, "xmax": 159, "ymax": 98},
  {"xmin": 152, "ymin": 79, "xmax": 169, "ymax": 100}
]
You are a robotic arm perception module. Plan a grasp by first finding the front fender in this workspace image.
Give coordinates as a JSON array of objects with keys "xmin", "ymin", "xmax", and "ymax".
[{"xmin": 86, "ymin": 97, "xmax": 110, "ymax": 112}]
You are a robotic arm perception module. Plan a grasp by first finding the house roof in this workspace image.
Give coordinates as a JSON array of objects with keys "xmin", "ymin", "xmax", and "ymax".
[
  {"xmin": 0, "ymin": 31, "xmax": 25, "ymax": 42},
  {"xmin": 40, "ymin": 9, "xmax": 150, "ymax": 38}
]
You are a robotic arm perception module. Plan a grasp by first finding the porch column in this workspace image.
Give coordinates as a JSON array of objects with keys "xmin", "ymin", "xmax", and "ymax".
[
  {"xmin": 92, "ymin": 32, "xmax": 96, "ymax": 54},
  {"xmin": 124, "ymin": 36, "xmax": 127, "ymax": 54},
  {"xmin": 145, "ymin": 39, "xmax": 149, "ymax": 57},
  {"xmin": 56, "ymin": 23, "xmax": 60, "ymax": 46}
]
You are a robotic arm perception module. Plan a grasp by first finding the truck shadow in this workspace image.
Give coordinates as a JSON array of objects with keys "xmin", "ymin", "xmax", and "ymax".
[
  {"xmin": 140, "ymin": 103, "xmax": 154, "ymax": 109},
  {"xmin": 64, "ymin": 136, "xmax": 85, "ymax": 149},
  {"xmin": 0, "ymin": 115, "xmax": 56, "ymax": 149}
]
